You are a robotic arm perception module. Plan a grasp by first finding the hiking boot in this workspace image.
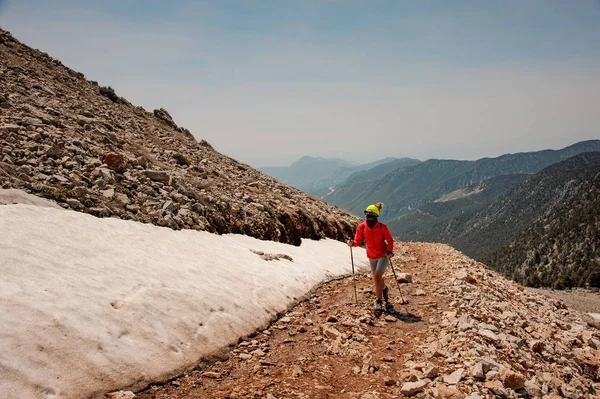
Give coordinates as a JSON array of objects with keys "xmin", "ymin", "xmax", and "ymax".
[
  {"xmin": 385, "ymin": 301, "xmax": 394, "ymax": 313},
  {"xmin": 382, "ymin": 287, "xmax": 394, "ymax": 313},
  {"xmin": 374, "ymin": 300, "xmax": 384, "ymax": 317}
]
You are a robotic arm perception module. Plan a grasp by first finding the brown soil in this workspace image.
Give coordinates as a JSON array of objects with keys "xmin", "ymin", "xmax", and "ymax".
[{"xmin": 135, "ymin": 243, "xmax": 448, "ymax": 399}]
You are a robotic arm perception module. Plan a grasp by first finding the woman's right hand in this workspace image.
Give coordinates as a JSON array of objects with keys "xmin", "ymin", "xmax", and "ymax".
[{"xmin": 347, "ymin": 240, "xmax": 353, "ymax": 247}]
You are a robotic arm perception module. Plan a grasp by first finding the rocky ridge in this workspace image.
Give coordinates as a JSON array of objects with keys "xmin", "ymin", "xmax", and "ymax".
[
  {"xmin": 124, "ymin": 243, "xmax": 598, "ymax": 398},
  {"xmin": 0, "ymin": 28, "xmax": 359, "ymax": 244}
]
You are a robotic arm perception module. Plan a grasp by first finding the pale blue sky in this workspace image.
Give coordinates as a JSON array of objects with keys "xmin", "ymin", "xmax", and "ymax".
[{"xmin": 1, "ymin": 0, "xmax": 599, "ymax": 167}]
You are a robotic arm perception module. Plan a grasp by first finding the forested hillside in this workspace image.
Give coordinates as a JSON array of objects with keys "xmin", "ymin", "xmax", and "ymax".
[
  {"xmin": 403, "ymin": 152, "xmax": 600, "ymax": 288},
  {"xmin": 486, "ymin": 160, "xmax": 600, "ymax": 288},
  {"xmin": 388, "ymin": 174, "xmax": 529, "ymax": 241},
  {"xmin": 326, "ymin": 140, "xmax": 600, "ymax": 221},
  {"xmin": 451, "ymin": 152, "xmax": 600, "ymax": 259},
  {"xmin": 321, "ymin": 157, "xmax": 422, "ymax": 201}
]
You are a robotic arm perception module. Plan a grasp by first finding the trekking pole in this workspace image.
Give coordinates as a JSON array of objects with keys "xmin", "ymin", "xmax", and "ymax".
[
  {"xmin": 349, "ymin": 241, "xmax": 358, "ymax": 305},
  {"xmin": 388, "ymin": 258, "xmax": 407, "ymax": 304}
]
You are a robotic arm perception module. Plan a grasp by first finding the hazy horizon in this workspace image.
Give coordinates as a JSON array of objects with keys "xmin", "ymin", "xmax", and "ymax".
[
  {"xmin": 256, "ymin": 139, "xmax": 599, "ymax": 168},
  {"xmin": 1, "ymin": 1, "xmax": 599, "ymax": 168}
]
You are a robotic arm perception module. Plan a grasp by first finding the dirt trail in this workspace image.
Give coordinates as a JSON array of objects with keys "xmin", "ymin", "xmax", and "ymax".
[{"xmin": 135, "ymin": 243, "xmax": 451, "ymax": 399}]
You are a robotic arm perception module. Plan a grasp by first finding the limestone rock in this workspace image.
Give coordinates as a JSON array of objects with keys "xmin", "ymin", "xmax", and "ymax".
[
  {"xmin": 530, "ymin": 340, "xmax": 544, "ymax": 353},
  {"xmin": 103, "ymin": 152, "xmax": 126, "ymax": 171},
  {"xmin": 142, "ymin": 170, "xmax": 170, "ymax": 183},
  {"xmin": 499, "ymin": 367, "xmax": 525, "ymax": 390},
  {"xmin": 321, "ymin": 325, "xmax": 342, "ymax": 341},
  {"xmin": 483, "ymin": 380, "xmax": 505, "ymax": 396},
  {"xmin": 443, "ymin": 368, "xmax": 465, "ymax": 385},
  {"xmin": 400, "ymin": 380, "xmax": 428, "ymax": 396},
  {"xmin": 457, "ymin": 314, "xmax": 473, "ymax": 331},
  {"xmin": 114, "ymin": 193, "xmax": 130, "ymax": 206},
  {"xmin": 153, "ymin": 108, "xmax": 177, "ymax": 128},
  {"xmin": 1, "ymin": 124, "xmax": 20, "ymax": 133},
  {"xmin": 524, "ymin": 380, "xmax": 543, "ymax": 398},
  {"xmin": 291, "ymin": 365, "xmax": 303, "ymax": 377},
  {"xmin": 586, "ymin": 313, "xmax": 600, "ymax": 329},
  {"xmin": 471, "ymin": 362, "xmax": 485, "ymax": 380},
  {"xmin": 46, "ymin": 143, "xmax": 62, "ymax": 158},
  {"xmin": 455, "ymin": 270, "xmax": 476, "ymax": 284},
  {"xmin": 250, "ymin": 349, "xmax": 265, "ymax": 357},
  {"xmin": 0, "ymin": 44, "xmax": 360, "ymax": 245},
  {"xmin": 104, "ymin": 392, "xmax": 135, "ymax": 399},
  {"xmin": 478, "ymin": 329, "xmax": 500, "ymax": 343},
  {"xmin": 102, "ymin": 189, "xmax": 115, "ymax": 199},
  {"xmin": 423, "ymin": 366, "xmax": 439, "ymax": 379},
  {"xmin": 397, "ymin": 273, "xmax": 412, "ymax": 283},
  {"xmin": 434, "ymin": 383, "xmax": 465, "ymax": 399}
]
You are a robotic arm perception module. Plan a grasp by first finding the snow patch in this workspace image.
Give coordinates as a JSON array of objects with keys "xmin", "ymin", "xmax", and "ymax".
[
  {"xmin": 0, "ymin": 188, "xmax": 62, "ymax": 208},
  {"xmin": 0, "ymin": 204, "xmax": 368, "ymax": 399}
]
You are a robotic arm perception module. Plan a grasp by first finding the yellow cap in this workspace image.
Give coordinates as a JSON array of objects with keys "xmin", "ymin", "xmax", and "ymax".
[{"xmin": 364, "ymin": 204, "xmax": 380, "ymax": 216}]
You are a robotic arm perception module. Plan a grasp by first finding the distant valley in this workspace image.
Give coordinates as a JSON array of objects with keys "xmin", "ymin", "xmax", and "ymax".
[{"xmin": 259, "ymin": 156, "xmax": 421, "ymax": 197}]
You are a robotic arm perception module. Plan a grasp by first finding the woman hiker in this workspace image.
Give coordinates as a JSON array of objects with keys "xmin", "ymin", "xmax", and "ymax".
[{"xmin": 347, "ymin": 202, "xmax": 394, "ymax": 314}]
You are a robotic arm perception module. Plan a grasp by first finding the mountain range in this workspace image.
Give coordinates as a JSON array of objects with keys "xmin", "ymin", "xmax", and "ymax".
[
  {"xmin": 326, "ymin": 140, "xmax": 600, "ymax": 221},
  {"xmin": 260, "ymin": 156, "xmax": 420, "ymax": 197}
]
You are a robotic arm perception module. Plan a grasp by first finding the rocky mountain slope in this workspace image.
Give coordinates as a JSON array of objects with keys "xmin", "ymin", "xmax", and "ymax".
[
  {"xmin": 325, "ymin": 140, "xmax": 600, "ymax": 224},
  {"xmin": 0, "ymin": 28, "xmax": 360, "ymax": 245},
  {"xmin": 125, "ymin": 243, "xmax": 599, "ymax": 399},
  {"xmin": 260, "ymin": 156, "xmax": 420, "ymax": 197}
]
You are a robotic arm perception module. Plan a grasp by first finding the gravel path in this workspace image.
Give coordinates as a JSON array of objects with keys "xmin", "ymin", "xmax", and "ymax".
[{"xmin": 126, "ymin": 243, "xmax": 599, "ymax": 399}]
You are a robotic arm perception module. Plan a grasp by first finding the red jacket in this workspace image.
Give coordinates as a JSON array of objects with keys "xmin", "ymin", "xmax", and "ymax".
[{"xmin": 352, "ymin": 221, "xmax": 394, "ymax": 259}]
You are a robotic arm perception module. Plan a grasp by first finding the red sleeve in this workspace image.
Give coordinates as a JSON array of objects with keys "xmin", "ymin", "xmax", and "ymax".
[
  {"xmin": 353, "ymin": 222, "xmax": 364, "ymax": 247},
  {"xmin": 382, "ymin": 224, "xmax": 394, "ymax": 253}
]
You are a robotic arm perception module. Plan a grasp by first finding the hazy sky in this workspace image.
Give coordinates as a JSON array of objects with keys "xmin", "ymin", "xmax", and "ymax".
[{"xmin": 1, "ymin": 1, "xmax": 599, "ymax": 167}]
